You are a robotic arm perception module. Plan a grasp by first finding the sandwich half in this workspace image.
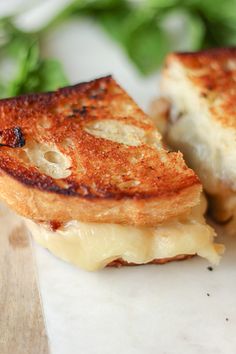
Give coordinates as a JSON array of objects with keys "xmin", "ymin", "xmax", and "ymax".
[
  {"xmin": 156, "ymin": 48, "xmax": 236, "ymax": 234},
  {"xmin": 0, "ymin": 76, "xmax": 223, "ymax": 270}
]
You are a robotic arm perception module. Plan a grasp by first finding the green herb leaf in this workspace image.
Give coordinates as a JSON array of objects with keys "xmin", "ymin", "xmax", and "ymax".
[
  {"xmin": 36, "ymin": 58, "xmax": 69, "ymax": 92},
  {"xmin": 0, "ymin": 18, "xmax": 68, "ymax": 98},
  {"xmin": 99, "ymin": 6, "xmax": 170, "ymax": 74},
  {"xmin": 160, "ymin": 9, "xmax": 205, "ymax": 52},
  {"xmin": 127, "ymin": 23, "xmax": 170, "ymax": 74},
  {"xmin": 1, "ymin": 0, "xmax": 236, "ymax": 95},
  {"xmin": 6, "ymin": 41, "xmax": 68, "ymax": 97},
  {"xmin": 199, "ymin": 0, "xmax": 236, "ymax": 23}
]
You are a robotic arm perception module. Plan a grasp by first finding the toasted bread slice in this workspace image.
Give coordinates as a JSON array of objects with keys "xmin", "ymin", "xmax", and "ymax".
[
  {"xmin": 0, "ymin": 76, "xmax": 201, "ymax": 225},
  {"xmin": 158, "ymin": 48, "xmax": 236, "ymax": 229}
]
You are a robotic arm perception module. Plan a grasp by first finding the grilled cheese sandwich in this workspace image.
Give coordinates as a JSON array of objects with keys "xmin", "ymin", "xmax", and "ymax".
[
  {"xmin": 0, "ymin": 76, "xmax": 223, "ymax": 270},
  {"xmin": 155, "ymin": 48, "xmax": 236, "ymax": 233}
]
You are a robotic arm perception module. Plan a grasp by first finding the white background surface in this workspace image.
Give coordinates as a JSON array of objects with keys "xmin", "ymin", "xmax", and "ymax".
[{"xmin": 31, "ymin": 19, "xmax": 236, "ymax": 354}]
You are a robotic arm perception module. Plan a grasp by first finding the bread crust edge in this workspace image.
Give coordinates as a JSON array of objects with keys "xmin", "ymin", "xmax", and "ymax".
[
  {"xmin": 108, "ymin": 254, "xmax": 194, "ymax": 267},
  {"xmin": 0, "ymin": 170, "xmax": 202, "ymax": 226}
]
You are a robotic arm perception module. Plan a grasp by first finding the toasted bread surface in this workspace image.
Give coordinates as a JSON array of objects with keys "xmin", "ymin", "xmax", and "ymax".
[
  {"xmin": 165, "ymin": 48, "xmax": 236, "ymax": 128},
  {"xmin": 0, "ymin": 76, "xmax": 201, "ymax": 225}
]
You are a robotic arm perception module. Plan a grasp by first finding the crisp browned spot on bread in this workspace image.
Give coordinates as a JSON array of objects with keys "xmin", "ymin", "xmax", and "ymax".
[
  {"xmin": 0, "ymin": 127, "xmax": 25, "ymax": 148},
  {"xmin": 49, "ymin": 220, "xmax": 62, "ymax": 231}
]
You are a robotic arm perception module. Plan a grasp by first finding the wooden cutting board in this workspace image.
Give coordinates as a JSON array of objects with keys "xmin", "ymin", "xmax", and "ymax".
[{"xmin": 0, "ymin": 205, "xmax": 50, "ymax": 354}]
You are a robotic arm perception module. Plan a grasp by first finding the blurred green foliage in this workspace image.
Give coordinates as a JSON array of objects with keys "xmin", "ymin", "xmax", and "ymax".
[
  {"xmin": 0, "ymin": 20, "xmax": 68, "ymax": 98},
  {"xmin": 1, "ymin": 0, "xmax": 236, "ymax": 97}
]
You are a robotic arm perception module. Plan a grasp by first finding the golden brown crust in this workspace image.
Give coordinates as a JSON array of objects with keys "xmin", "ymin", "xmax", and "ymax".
[
  {"xmin": 165, "ymin": 48, "xmax": 236, "ymax": 128},
  {"xmin": 108, "ymin": 254, "xmax": 194, "ymax": 267},
  {"xmin": 0, "ymin": 76, "xmax": 201, "ymax": 224},
  {"xmin": 0, "ymin": 170, "xmax": 200, "ymax": 225}
]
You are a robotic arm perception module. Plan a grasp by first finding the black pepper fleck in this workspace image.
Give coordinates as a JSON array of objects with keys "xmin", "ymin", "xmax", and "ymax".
[{"xmin": 207, "ymin": 266, "xmax": 213, "ymax": 271}]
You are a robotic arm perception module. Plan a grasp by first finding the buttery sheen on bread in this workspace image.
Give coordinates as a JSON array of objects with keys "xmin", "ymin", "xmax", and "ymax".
[
  {"xmin": 157, "ymin": 48, "xmax": 236, "ymax": 233},
  {"xmin": 0, "ymin": 76, "xmax": 223, "ymax": 270}
]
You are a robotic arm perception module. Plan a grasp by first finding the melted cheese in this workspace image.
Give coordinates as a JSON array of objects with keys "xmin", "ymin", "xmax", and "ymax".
[{"xmin": 25, "ymin": 198, "xmax": 223, "ymax": 271}]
